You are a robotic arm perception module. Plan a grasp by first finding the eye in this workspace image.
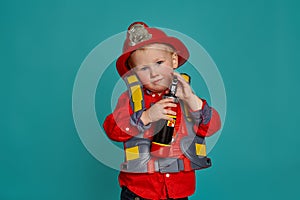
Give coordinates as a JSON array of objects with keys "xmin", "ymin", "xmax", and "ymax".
[
  {"xmin": 156, "ymin": 60, "xmax": 164, "ymax": 65},
  {"xmin": 139, "ymin": 66, "xmax": 149, "ymax": 71}
]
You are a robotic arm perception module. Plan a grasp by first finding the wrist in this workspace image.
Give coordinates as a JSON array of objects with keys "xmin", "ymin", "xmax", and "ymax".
[
  {"xmin": 185, "ymin": 94, "xmax": 203, "ymax": 111},
  {"xmin": 140, "ymin": 111, "xmax": 151, "ymax": 125}
]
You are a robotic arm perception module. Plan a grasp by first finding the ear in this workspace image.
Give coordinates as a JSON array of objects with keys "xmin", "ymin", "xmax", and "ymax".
[{"xmin": 172, "ymin": 53, "xmax": 179, "ymax": 69}]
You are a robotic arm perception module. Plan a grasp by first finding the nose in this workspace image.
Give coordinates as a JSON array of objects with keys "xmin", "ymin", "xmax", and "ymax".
[{"xmin": 150, "ymin": 65, "xmax": 159, "ymax": 78}]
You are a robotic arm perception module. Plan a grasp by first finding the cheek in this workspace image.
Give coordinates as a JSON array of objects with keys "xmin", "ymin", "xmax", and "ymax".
[
  {"xmin": 136, "ymin": 72, "xmax": 150, "ymax": 83},
  {"xmin": 159, "ymin": 65, "xmax": 174, "ymax": 76}
]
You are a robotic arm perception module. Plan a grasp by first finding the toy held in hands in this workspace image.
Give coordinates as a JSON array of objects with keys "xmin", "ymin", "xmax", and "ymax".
[{"xmin": 151, "ymin": 75, "xmax": 179, "ymax": 157}]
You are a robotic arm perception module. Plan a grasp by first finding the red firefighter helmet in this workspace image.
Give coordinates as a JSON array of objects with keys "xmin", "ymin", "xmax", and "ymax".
[{"xmin": 116, "ymin": 22, "xmax": 190, "ymax": 77}]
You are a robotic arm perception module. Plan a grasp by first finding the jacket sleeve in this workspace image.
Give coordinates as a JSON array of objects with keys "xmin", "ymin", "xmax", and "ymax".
[
  {"xmin": 189, "ymin": 99, "xmax": 221, "ymax": 137},
  {"xmin": 102, "ymin": 92, "xmax": 148, "ymax": 142}
]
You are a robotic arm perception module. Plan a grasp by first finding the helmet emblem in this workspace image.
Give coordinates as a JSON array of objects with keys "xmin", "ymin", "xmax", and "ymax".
[{"xmin": 128, "ymin": 24, "xmax": 152, "ymax": 46}]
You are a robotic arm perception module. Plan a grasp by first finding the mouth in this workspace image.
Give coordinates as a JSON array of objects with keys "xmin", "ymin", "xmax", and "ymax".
[{"xmin": 152, "ymin": 78, "xmax": 163, "ymax": 85}]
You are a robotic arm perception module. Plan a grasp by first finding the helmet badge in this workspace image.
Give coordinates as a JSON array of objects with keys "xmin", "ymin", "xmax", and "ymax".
[{"xmin": 128, "ymin": 24, "xmax": 152, "ymax": 46}]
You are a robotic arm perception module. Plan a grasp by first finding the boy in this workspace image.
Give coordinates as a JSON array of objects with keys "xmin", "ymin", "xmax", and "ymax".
[{"xmin": 103, "ymin": 22, "xmax": 221, "ymax": 200}]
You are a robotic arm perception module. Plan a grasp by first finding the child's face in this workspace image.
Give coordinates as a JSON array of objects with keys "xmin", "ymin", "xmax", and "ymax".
[{"xmin": 129, "ymin": 43, "xmax": 178, "ymax": 93}]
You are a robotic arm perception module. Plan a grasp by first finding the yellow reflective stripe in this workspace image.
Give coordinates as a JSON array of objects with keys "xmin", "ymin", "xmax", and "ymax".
[
  {"xmin": 130, "ymin": 85, "xmax": 143, "ymax": 112},
  {"xmin": 165, "ymin": 114, "xmax": 177, "ymax": 119},
  {"xmin": 152, "ymin": 142, "xmax": 171, "ymax": 147},
  {"xmin": 181, "ymin": 74, "xmax": 190, "ymax": 83},
  {"xmin": 125, "ymin": 146, "xmax": 140, "ymax": 161},
  {"xmin": 127, "ymin": 75, "xmax": 138, "ymax": 84},
  {"xmin": 195, "ymin": 143, "xmax": 207, "ymax": 156}
]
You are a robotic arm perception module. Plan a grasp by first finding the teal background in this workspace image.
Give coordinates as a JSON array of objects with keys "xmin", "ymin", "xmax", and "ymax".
[{"xmin": 1, "ymin": 0, "xmax": 299, "ymax": 199}]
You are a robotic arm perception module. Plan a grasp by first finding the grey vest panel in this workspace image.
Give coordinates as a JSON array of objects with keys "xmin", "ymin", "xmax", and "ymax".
[
  {"xmin": 121, "ymin": 138, "xmax": 185, "ymax": 173},
  {"xmin": 121, "ymin": 115, "xmax": 212, "ymax": 173},
  {"xmin": 181, "ymin": 100, "xmax": 212, "ymax": 170},
  {"xmin": 154, "ymin": 158, "xmax": 184, "ymax": 173},
  {"xmin": 180, "ymin": 136, "xmax": 211, "ymax": 170},
  {"xmin": 121, "ymin": 138, "xmax": 151, "ymax": 173}
]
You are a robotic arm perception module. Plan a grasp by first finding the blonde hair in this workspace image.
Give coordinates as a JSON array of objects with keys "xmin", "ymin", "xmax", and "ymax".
[{"xmin": 127, "ymin": 43, "xmax": 176, "ymax": 69}]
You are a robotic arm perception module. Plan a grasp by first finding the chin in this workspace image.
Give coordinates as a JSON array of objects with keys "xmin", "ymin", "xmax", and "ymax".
[{"xmin": 146, "ymin": 85, "xmax": 168, "ymax": 93}]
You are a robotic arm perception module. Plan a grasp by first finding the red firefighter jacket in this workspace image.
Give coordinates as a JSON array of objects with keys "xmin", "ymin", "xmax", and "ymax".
[{"xmin": 103, "ymin": 89, "xmax": 221, "ymax": 199}]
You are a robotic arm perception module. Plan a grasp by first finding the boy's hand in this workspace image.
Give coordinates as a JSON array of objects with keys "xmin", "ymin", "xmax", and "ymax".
[
  {"xmin": 174, "ymin": 72, "xmax": 203, "ymax": 111},
  {"xmin": 140, "ymin": 98, "xmax": 177, "ymax": 125}
]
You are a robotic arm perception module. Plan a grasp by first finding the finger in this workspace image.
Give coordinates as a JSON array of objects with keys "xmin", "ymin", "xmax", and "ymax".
[
  {"xmin": 174, "ymin": 72, "xmax": 189, "ymax": 83},
  {"xmin": 177, "ymin": 77, "xmax": 190, "ymax": 88},
  {"xmin": 162, "ymin": 109, "xmax": 168, "ymax": 115},
  {"xmin": 176, "ymin": 75, "xmax": 193, "ymax": 95},
  {"xmin": 163, "ymin": 102, "xmax": 177, "ymax": 108},
  {"xmin": 176, "ymin": 76, "xmax": 191, "ymax": 91},
  {"xmin": 161, "ymin": 115, "xmax": 176, "ymax": 122},
  {"xmin": 173, "ymin": 71, "xmax": 181, "ymax": 77},
  {"xmin": 159, "ymin": 98, "xmax": 177, "ymax": 103},
  {"xmin": 165, "ymin": 109, "xmax": 177, "ymax": 116}
]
